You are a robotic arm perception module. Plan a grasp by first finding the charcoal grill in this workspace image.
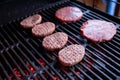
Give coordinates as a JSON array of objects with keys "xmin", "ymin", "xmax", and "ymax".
[{"xmin": 0, "ymin": 0, "xmax": 120, "ymax": 80}]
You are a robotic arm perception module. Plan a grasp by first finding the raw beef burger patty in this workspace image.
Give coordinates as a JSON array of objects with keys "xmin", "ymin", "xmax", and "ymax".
[
  {"xmin": 32, "ymin": 22, "xmax": 55, "ymax": 37},
  {"xmin": 80, "ymin": 20, "xmax": 117, "ymax": 42},
  {"xmin": 55, "ymin": 6, "xmax": 83, "ymax": 22},
  {"xmin": 42, "ymin": 32, "xmax": 68, "ymax": 51},
  {"xmin": 58, "ymin": 44, "xmax": 85, "ymax": 66},
  {"xmin": 20, "ymin": 14, "xmax": 42, "ymax": 28}
]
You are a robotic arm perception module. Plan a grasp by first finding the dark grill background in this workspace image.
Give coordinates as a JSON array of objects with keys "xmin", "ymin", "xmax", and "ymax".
[{"xmin": 0, "ymin": 0, "xmax": 120, "ymax": 80}]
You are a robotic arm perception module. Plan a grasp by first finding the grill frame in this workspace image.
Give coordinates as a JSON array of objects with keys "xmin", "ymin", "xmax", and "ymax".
[{"xmin": 0, "ymin": 0, "xmax": 120, "ymax": 80}]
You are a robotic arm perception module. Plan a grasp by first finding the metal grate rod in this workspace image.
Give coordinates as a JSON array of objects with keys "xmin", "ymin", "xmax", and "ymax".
[
  {"xmin": 0, "ymin": 63, "xmax": 10, "ymax": 80},
  {"xmin": 0, "ymin": 53, "xmax": 19, "ymax": 79}
]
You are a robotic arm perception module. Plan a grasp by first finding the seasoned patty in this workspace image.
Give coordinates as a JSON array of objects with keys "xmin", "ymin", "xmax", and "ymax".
[
  {"xmin": 32, "ymin": 22, "xmax": 55, "ymax": 37},
  {"xmin": 80, "ymin": 20, "xmax": 117, "ymax": 42},
  {"xmin": 58, "ymin": 44, "xmax": 85, "ymax": 66},
  {"xmin": 55, "ymin": 6, "xmax": 83, "ymax": 22},
  {"xmin": 42, "ymin": 32, "xmax": 68, "ymax": 51},
  {"xmin": 20, "ymin": 14, "xmax": 42, "ymax": 28}
]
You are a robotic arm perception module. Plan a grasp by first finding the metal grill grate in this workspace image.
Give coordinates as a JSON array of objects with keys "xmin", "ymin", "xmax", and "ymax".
[{"xmin": 0, "ymin": 0, "xmax": 120, "ymax": 80}]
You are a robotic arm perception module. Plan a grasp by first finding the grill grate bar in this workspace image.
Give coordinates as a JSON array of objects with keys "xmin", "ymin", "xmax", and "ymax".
[
  {"xmin": 64, "ymin": 23, "xmax": 81, "ymax": 34},
  {"xmin": 100, "ymin": 43, "xmax": 120, "ymax": 61},
  {"xmin": 13, "ymin": 22, "xmax": 29, "ymax": 39},
  {"xmin": 0, "ymin": 63, "xmax": 10, "ymax": 80},
  {"xmin": 86, "ymin": 46, "xmax": 120, "ymax": 75},
  {"xmin": 84, "ymin": 53, "xmax": 111, "ymax": 79},
  {"xmin": 6, "ymin": 24, "xmax": 33, "ymax": 74},
  {"xmin": 84, "ymin": 11, "xmax": 119, "ymax": 29},
  {"xmin": 39, "ymin": 73, "xmax": 47, "ymax": 80},
  {"xmin": 85, "ymin": 52, "xmax": 117, "ymax": 78},
  {"xmin": 4, "ymin": 26, "xmax": 19, "ymax": 43},
  {"xmin": 25, "ymin": 41, "xmax": 63, "ymax": 79},
  {"xmin": 56, "ymin": 27, "xmax": 80, "ymax": 44},
  {"xmin": 83, "ymin": 57, "xmax": 106, "ymax": 79},
  {"xmin": 0, "ymin": 27, "xmax": 15, "ymax": 45},
  {"xmin": 18, "ymin": 42, "xmax": 55, "ymax": 79},
  {"xmin": 89, "ymin": 11, "xmax": 118, "ymax": 24},
  {"xmin": 61, "ymin": 69, "xmax": 76, "ymax": 80},
  {"xmin": 107, "ymin": 41, "xmax": 120, "ymax": 51},
  {"xmin": 20, "ymin": 38, "xmax": 65, "ymax": 79},
  {"xmin": 19, "ymin": 41, "xmax": 58, "ymax": 78},
  {"xmin": 7, "ymin": 51, "xmax": 25, "ymax": 76},
  {"xmin": 17, "ymin": 45, "xmax": 38, "ymax": 71},
  {"xmin": 110, "ymin": 38, "xmax": 120, "ymax": 47},
  {"xmin": 17, "ymin": 42, "xmax": 55, "ymax": 79},
  {"xmin": 57, "ymin": 25, "xmax": 83, "ymax": 42},
  {"xmin": 4, "ymin": 25, "xmax": 20, "ymax": 42},
  {"xmin": 86, "ymin": 48, "xmax": 114, "ymax": 79},
  {"xmin": 84, "ymin": 11, "xmax": 119, "ymax": 26},
  {"xmin": 29, "ymin": 48, "xmax": 65, "ymax": 80},
  {"xmin": 96, "ymin": 44, "xmax": 120, "ymax": 67},
  {"xmin": 36, "ymin": 73, "xmax": 46, "ymax": 80},
  {"xmin": 69, "ymin": 68, "xmax": 84, "ymax": 80},
  {"xmin": 75, "ymin": 65, "xmax": 93, "ymax": 80},
  {"xmin": 0, "ymin": 32, "xmax": 25, "ymax": 79},
  {"xmin": 80, "ymin": 61, "xmax": 108, "ymax": 79},
  {"xmin": 0, "ymin": 53, "xmax": 19, "ymax": 80},
  {"xmin": 116, "ymin": 33, "xmax": 120, "ymax": 38},
  {"xmin": 83, "ymin": 60, "xmax": 106, "ymax": 80},
  {"xmin": 11, "ymin": 48, "xmax": 31, "ymax": 73},
  {"xmin": 0, "ymin": 32, "xmax": 9, "ymax": 47},
  {"xmin": 118, "ymin": 28, "xmax": 120, "ymax": 32},
  {"xmin": 114, "ymin": 36, "xmax": 120, "ymax": 42}
]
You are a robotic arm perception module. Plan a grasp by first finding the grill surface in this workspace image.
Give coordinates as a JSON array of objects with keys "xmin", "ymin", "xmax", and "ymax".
[{"xmin": 0, "ymin": 0, "xmax": 120, "ymax": 80}]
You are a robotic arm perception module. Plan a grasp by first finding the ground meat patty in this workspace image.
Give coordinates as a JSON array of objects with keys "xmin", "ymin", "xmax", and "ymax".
[
  {"xmin": 55, "ymin": 6, "xmax": 83, "ymax": 22},
  {"xmin": 42, "ymin": 32, "xmax": 68, "ymax": 51},
  {"xmin": 32, "ymin": 22, "xmax": 55, "ymax": 37},
  {"xmin": 20, "ymin": 14, "xmax": 42, "ymax": 28},
  {"xmin": 58, "ymin": 44, "xmax": 85, "ymax": 66},
  {"xmin": 80, "ymin": 20, "xmax": 117, "ymax": 42}
]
